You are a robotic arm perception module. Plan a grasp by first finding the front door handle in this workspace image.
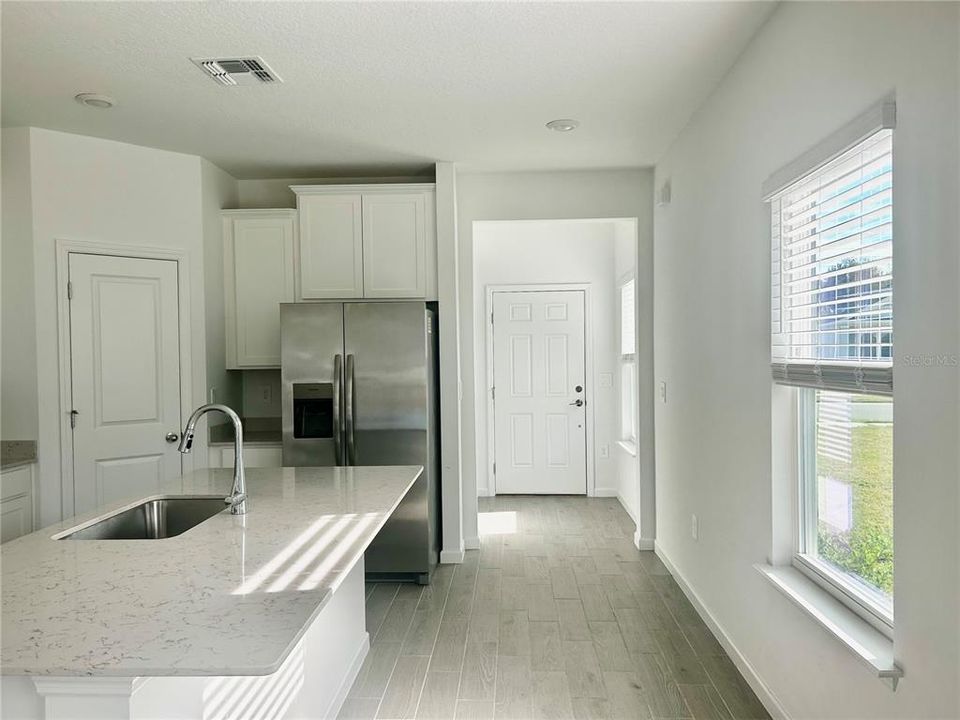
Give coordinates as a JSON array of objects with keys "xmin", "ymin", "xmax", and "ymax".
[{"xmin": 569, "ymin": 399, "xmax": 584, "ymax": 407}]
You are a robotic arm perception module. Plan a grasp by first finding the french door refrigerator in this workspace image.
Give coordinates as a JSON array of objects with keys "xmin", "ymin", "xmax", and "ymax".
[{"xmin": 280, "ymin": 301, "xmax": 440, "ymax": 584}]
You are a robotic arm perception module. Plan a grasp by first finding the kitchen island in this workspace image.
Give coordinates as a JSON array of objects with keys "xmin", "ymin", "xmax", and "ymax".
[{"xmin": 1, "ymin": 465, "xmax": 422, "ymax": 720}]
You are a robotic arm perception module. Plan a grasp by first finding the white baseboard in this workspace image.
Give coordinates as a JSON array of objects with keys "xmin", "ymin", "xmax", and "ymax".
[
  {"xmin": 440, "ymin": 549, "xmax": 465, "ymax": 563},
  {"xmin": 592, "ymin": 487, "xmax": 618, "ymax": 498},
  {"xmin": 633, "ymin": 530, "xmax": 654, "ymax": 551},
  {"xmin": 654, "ymin": 543, "xmax": 789, "ymax": 720},
  {"xmin": 325, "ymin": 631, "xmax": 369, "ymax": 719},
  {"xmin": 464, "ymin": 536, "xmax": 480, "ymax": 551}
]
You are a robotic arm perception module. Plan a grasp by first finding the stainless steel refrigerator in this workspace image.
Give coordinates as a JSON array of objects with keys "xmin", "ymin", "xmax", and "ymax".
[{"xmin": 280, "ymin": 301, "xmax": 440, "ymax": 584}]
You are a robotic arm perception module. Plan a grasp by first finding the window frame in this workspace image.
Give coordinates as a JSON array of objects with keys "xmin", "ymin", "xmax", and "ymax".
[{"xmin": 793, "ymin": 386, "xmax": 894, "ymax": 638}]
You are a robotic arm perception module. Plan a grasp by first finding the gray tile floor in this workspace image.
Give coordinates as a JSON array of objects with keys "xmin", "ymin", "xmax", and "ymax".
[{"xmin": 339, "ymin": 496, "xmax": 770, "ymax": 720}]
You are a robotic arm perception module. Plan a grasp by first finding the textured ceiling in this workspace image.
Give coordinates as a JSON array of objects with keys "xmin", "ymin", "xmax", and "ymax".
[{"xmin": 1, "ymin": 2, "xmax": 775, "ymax": 178}]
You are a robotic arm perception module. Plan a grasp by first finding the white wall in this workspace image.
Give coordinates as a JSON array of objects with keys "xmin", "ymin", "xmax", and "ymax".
[
  {"xmin": 473, "ymin": 219, "xmax": 622, "ymax": 499},
  {"xmin": 653, "ymin": 3, "xmax": 959, "ymax": 718},
  {"xmin": 23, "ymin": 128, "xmax": 212, "ymax": 525},
  {"xmin": 457, "ymin": 169, "xmax": 654, "ymax": 547},
  {"xmin": 1, "ymin": 128, "xmax": 39, "ymax": 441},
  {"xmin": 200, "ymin": 158, "xmax": 242, "ymax": 419},
  {"xmin": 236, "ymin": 176, "xmax": 433, "ymax": 209}
]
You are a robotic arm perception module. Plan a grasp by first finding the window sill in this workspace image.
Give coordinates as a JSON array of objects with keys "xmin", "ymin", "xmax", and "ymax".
[
  {"xmin": 754, "ymin": 564, "xmax": 902, "ymax": 689},
  {"xmin": 616, "ymin": 440, "xmax": 638, "ymax": 456}
]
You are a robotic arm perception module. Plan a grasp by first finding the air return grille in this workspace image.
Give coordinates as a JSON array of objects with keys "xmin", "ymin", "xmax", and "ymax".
[{"xmin": 191, "ymin": 57, "xmax": 282, "ymax": 86}]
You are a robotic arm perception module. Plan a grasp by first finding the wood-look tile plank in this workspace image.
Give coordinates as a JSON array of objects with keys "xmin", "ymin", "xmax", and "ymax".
[
  {"xmin": 468, "ymin": 611, "xmax": 500, "ymax": 644},
  {"xmin": 349, "ymin": 642, "xmax": 403, "ymax": 699},
  {"xmin": 532, "ymin": 670, "xmax": 576, "ymax": 719},
  {"xmin": 678, "ymin": 684, "xmax": 733, "ymax": 720},
  {"xmin": 526, "ymin": 556, "xmax": 552, "ymax": 584},
  {"xmin": 613, "ymin": 608, "xmax": 659, "ymax": 655},
  {"xmin": 589, "ymin": 621, "xmax": 634, "ymax": 672},
  {"xmin": 570, "ymin": 698, "xmax": 610, "ymax": 720},
  {"xmin": 456, "ymin": 700, "xmax": 495, "ymax": 720},
  {"xmin": 376, "ymin": 598, "xmax": 420, "ymax": 644},
  {"xmin": 476, "ymin": 568, "xmax": 503, "ymax": 610},
  {"xmin": 416, "ymin": 670, "xmax": 461, "ymax": 719},
  {"xmin": 527, "ymin": 582, "xmax": 560, "ymax": 622},
  {"xmin": 551, "ymin": 567, "xmax": 580, "ymax": 599},
  {"xmin": 500, "ymin": 576, "xmax": 528, "ymax": 611},
  {"xmin": 652, "ymin": 628, "xmax": 709, "ymax": 684},
  {"xmin": 635, "ymin": 552, "xmax": 671, "ymax": 576},
  {"xmin": 562, "ymin": 640, "xmax": 606, "ymax": 699},
  {"xmin": 557, "ymin": 598, "xmax": 591, "ymax": 641},
  {"xmin": 680, "ymin": 625, "xmax": 725, "ymax": 658},
  {"xmin": 430, "ymin": 616, "xmax": 469, "ymax": 672},
  {"xmin": 418, "ymin": 564, "xmax": 455, "ymax": 612},
  {"xmin": 530, "ymin": 621, "xmax": 564, "ymax": 671},
  {"xmin": 459, "ymin": 641, "xmax": 498, "ymax": 700},
  {"xmin": 699, "ymin": 655, "xmax": 769, "ymax": 719},
  {"xmin": 590, "ymin": 549, "xmax": 623, "ymax": 576},
  {"xmin": 402, "ymin": 604, "xmax": 445, "ymax": 657},
  {"xmin": 366, "ymin": 585, "xmax": 401, "ymax": 640},
  {"xmin": 632, "ymin": 652, "xmax": 690, "ymax": 719},
  {"xmin": 495, "ymin": 654, "xmax": 532, "ymax": 720},
  {"xmin": 619, "ymin": 563, "xmax": 656, "ymax": 594},
  {"xmin": 579, "ymin": 584, "xmax": 615, "ymax": 622},
  {"xmin": 338, "ymin": 697, "xmax": 381, "ymax": 720},
  {"xmin": 501, "ymin": 549, "xmax": 525, "ymax": 577},
  {"xmin": 498, "ymin": 610, "xmax": 531, "ymax": 656},
  {"xmin": 376, "ymin": 655, "xmax": 430, "ymax": 720},
  {"xmin": 603, "ymin": 670, "xmax": 653, "ymax": 720},
  {"xmin": 602, "ymin": 576, "xmax": 639, "ymax": 610}
]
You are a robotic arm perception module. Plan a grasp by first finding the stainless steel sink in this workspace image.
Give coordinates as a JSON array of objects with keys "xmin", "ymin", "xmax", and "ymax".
[{"xmin": 55, "ymin": 496, "xmax": 227, "ymax": 540}]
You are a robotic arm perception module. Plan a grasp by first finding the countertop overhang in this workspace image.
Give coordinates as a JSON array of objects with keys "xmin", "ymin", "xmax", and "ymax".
[{"xmin": 0, "ymin": 465, "xmax": 422, "ymax": 677}]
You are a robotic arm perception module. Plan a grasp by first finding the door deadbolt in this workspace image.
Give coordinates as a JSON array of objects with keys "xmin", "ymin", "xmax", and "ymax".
[{"xmin": 575, "ymin": 385, "xmax": 583, "ymax": 393}]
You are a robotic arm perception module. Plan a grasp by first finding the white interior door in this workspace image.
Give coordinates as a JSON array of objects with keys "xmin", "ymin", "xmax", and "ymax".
[
  {"xmin": 68, "ymin": 253, "xmax": 183, "ymax": 514},
  {"xmin": 492, "ymin": 290, "xmax": 587, "ymax": 494}
]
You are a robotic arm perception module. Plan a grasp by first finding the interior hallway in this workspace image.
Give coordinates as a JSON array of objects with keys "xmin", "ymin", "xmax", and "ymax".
[{"xmin": 339, "ymin": 496, "xmax": 769, "ymax": 719}]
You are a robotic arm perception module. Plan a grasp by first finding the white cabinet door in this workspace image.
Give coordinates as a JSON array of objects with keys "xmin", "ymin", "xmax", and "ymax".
[
  {"xmin": 362, "ymin": 193, "xmax": 427, "ymax": 298},
  {"xmin": 224, "ymin": 211, "xmax": 296, "ymax": 369},
  {"xmin": 0, "ymin": 465, "xmax": 34, "ymax": 543},
  {"xmin": 297, "ymin": 194, "xmax": 363, "ymax": 299}
]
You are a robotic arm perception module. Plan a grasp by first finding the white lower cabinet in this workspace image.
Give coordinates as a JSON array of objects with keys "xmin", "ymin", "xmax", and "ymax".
[
  {"xmin": 209, "ymin": 445, "xmax": 282, "ymax": 469},
  {"xmin": 1, "ymin": 464, "xmax": 35, "ymax": 543}
]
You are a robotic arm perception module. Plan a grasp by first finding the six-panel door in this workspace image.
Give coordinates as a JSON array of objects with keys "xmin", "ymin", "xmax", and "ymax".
[{"xmin": 492, "ymin": 290, "xmax": 587, "ymax": 494}]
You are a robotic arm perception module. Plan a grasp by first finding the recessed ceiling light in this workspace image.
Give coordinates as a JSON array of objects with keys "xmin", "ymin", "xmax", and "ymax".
[
  {"xmin": 75, "ymin": 93, "xmax": 115, "ymax": 109},
  {"xmin": 546, "ymin": 119, "xmax": 580, "ymax": 132}
]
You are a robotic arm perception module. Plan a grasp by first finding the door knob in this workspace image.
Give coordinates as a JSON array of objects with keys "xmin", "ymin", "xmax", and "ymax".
[
  {"xmin": 569, "ymin": 399, "xmax": 584, "ymax": 407},
  {"xmin": 165, "ymin": 432, "xmax": 179, "ymax": 443}
]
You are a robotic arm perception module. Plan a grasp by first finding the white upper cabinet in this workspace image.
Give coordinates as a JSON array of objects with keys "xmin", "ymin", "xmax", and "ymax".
[
  {"xmin": 223, "ymin": 210, "xmax": 296, "ymax": 369},
  {"xmin": 293, "ymin": 184, "xmax": 437, "ymax": 300},
  {"xmin": 296, "ymin": 192, "xmax": 363, "ymax": 299}
]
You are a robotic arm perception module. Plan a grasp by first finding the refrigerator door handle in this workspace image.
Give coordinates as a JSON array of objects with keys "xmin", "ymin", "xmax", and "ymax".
[
  {"xmin": 333, "ymin": 353, "xmax": 343, "ymax": 465},
  {"xmin": 345, "ymin": 354, "xmax": 356, "ymax": 465}
]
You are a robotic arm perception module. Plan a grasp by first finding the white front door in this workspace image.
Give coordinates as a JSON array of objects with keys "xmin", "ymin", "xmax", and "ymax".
[
  {"xmin": 68, "ymin": 253, "xmax": 183, "ymax": 514},
  {"xmin": 492, "ymin": 290, "xmax": 587, "ymax": 494}
]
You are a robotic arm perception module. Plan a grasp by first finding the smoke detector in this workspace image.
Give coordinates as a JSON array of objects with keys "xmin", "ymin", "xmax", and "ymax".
[{"xmin": 191, "ymin": 57, "xmax": 282, "ymax": 86}]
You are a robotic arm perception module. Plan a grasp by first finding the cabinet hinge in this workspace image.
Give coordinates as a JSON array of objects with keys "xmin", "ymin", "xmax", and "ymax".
[{"xmin": 67, "ymin": 281, "xmax": 73, "ymax": 300}]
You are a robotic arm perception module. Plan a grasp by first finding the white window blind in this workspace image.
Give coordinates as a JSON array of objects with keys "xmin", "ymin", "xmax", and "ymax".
[
  {"xmin": 620, "ymin": 279, "xmax": 636, "ymax": 356},
  {"xmin": 770, "ymin": 126, "xmax": 893, "ymax": 395}
]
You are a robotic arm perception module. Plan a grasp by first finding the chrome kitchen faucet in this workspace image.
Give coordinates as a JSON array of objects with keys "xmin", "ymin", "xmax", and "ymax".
[{"xmin": 179, "ymin": 404, "xmax": 247, "ymax": 515}]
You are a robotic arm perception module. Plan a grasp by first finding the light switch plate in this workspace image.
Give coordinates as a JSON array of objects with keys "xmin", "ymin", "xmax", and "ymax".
[{"xmin": 599, "ymin": 444, "xmax": 610, "ymax": 459}]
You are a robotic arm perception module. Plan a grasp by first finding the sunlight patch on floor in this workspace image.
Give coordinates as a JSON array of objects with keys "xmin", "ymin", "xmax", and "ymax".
[{"xmin": 478, "ymin": 510, "xmax": 518, "ymax": 535}]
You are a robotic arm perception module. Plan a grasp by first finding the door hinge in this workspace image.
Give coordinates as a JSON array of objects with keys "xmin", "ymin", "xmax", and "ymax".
[
  {"xmin": 492, "ymin": 462, "xmax": 496, "ymax": 475},
  {"xmin": 69, "ymin": 409, "xmax": 79, "ymax": 429},
  {"xmin": 490, "ymin": 312, "xmax": 494, "ymax": 325},
  {"xmin": 67, "ymin": 281, "xmax": 73, "ymax": 300},
  {"xmin": 491, "ymin": 386, "xmax": 495, "ymax": 400}
]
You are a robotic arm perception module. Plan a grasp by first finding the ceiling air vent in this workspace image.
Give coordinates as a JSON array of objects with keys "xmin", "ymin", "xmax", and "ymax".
[{"xmin": 191, "ymin": 57, "xmax": 282, "ymax": 86}]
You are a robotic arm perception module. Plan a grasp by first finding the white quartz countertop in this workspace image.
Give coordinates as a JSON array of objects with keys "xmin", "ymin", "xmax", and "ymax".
[{"xmin": 0, "ymin": 465, "xmax": 421, "ymax": 677}]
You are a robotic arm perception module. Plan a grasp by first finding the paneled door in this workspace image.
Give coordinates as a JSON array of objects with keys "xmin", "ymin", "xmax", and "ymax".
[
  {"xmin": 68, "ymin": 253, "xmax": 183, "ymax": 514},
  {"xmin": 492, "ymin": 290, "xmax": 587, "ymax": 494}
]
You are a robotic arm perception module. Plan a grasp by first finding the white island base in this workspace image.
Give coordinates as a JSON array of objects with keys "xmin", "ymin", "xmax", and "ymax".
[{"xmin": 3, "ymin": 561, "xmax": 368, "ymax": 720}]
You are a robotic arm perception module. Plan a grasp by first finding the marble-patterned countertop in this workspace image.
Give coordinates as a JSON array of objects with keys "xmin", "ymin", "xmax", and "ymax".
[
  {"xmin": 0, "ymin": 465, "xmax": 421, "ymax": 677},
  {"xmin": 1, "ymin": 440, "xmax": 37, "ymax": 469}
]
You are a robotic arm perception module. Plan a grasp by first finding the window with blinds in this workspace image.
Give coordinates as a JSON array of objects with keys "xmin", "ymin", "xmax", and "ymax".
[{"xmin": 770, "ymin": 126, "xmax": 893, "ymax": 394}]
